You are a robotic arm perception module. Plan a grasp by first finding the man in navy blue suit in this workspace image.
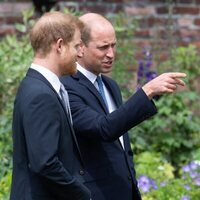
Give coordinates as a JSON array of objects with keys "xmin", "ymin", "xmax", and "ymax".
[
  {"xmin": 61, "ymin": 13, "xmax": 186, "ymax": 200},
  {"xmin": 10, "ymin": 12, "xmax": 91, "ymax": 200}
]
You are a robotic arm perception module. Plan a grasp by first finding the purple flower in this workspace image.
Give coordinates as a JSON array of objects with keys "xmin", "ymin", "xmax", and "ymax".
[
  {"xmin": 195, "ymin": 161, "xmax": 200, "ymax": 166},
  {"xmin": 181, "ymin": 195, "xmax": 190, "ymax": 200},
  {"xmin": 137, "ymin": 175, "xmax": 158, "ymax": 193},
  {"xmin": 137, "ymin": 175, "xmax": 151, "ymax": 193},
  {"xmin": 145, "ymin": 61, "xmax": 152, "ymax": 68},
  {"xmin": 160, "ymin": 181, "xmax": 167, "ymax": 187},
  {"xmin": 182, "ymin": 164, "xmax": 191, "ymax": 173},
  {"xmin": 137, "ymin": 48, "xmax": 157, "ymax": 88},
  {"xmin": 194, "ymin": 177, "xmax": 200, "ymax": 186},
  {"xmin": 146, "ymin": 71, "xmax": 157, "ymax": 81},
  {"xmin": 142, "ymin": 48, "xmax": 152, "ymax": 60},
  {"xmin": 182, "ymin": 161, "xmax": 200, "ymax": 173},
  {"xmin": 184, "ymin": 185, "xmax": 191, "ymax": 191},
  {"xmin": 150, "ymin": 179, "xmax": 158, "ymax": 190},
  {"xmin": 190, "ymin": 171, "xmax": 198, "ymax": 179},
  {"xmin": 189, "ymin": 161, "xmax": 199, "ymax": 170},
  {"xmin": 138, "ymin": 60, "xmax": 144, "ymax": 69}
]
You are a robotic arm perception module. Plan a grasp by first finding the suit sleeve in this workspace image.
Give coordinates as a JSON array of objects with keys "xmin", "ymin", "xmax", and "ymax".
[
  {"xmin": 68, "ymin": 87, "xmax": 157, "ymax": 142},
  {"xmin": 22, "ymin": 92, "xmax": 90, "ymax": 200}
]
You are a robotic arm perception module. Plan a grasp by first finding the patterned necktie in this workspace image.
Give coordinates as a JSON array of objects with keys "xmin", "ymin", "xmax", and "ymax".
[
  {"xmin": 96, "ymin": 76, "xmax": 108, "ymax": 108},
  {"xmin": 60, "ymin": 83, "xmax": 73, "ymax": 124}
]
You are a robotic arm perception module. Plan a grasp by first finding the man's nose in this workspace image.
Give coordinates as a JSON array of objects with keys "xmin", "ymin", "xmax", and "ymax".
[{"xmin": 106, "ymin": 46, "xmax": 115, "ymax": 58}]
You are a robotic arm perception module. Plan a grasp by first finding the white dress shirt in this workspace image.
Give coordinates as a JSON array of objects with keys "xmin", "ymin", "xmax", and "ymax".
[
  {"xmin": 77, "ymin": 63, "xmax": 124, "ymax": 149},
  {"xmin": 30, "ymin": 63, "xmax": 62, "ymax": 97}
]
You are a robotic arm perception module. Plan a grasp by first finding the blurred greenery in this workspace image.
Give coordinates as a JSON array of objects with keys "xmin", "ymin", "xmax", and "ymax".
[
  {"xmin": 135, "ymin": 152, "xmax": 200, "ymax": 200},
  {"xmin": 128, "ymin": 45, "xmax": 200, "ymax": 169},
  {"xmin": 129, "ymin": 92, "xmax": 200, "ymax": 169},
  {"xmin": 0, "ymin": 10, "xmax": 33, "ymax": 199},
  {"xmin": 110, "ymin": 12, "xmax": 138, "ymax": 99},
  {"xmin": 0, "ymin": 8, "xmax": 199, "ymax": 200},
  {"xmin": 111, "ymin": 10, "xmax": 200, "ymax": 200},
  {"xmin": 135, "ymin": 151, "xmax": 175, "ymax": 182}
]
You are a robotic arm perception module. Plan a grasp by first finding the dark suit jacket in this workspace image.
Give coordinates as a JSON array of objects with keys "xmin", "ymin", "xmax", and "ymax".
[
  {"xmin": 61, "ymin": 71, "xmax": 157, "ymax": 200},
  {"xmin": 10, "ymin": 68, "xmax": 91, "ymax": 200}
]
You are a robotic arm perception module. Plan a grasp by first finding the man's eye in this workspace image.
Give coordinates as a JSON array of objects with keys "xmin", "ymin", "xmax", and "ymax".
[
  {"xmin": 98, "ymin": 46, "xmax": 108, "ymax": 50},
  {"xmin": 75, "ymin": 45, "xmax": 80, "ymax": 50},
  {"xmin": 98, "ymin": 44, "xmax": 116, "ymax": 50}
]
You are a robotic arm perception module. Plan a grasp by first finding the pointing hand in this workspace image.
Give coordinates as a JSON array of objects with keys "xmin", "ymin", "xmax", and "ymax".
[{"xmin": 142, "ymin": 72, "xmax": 187, "ymax": 99}]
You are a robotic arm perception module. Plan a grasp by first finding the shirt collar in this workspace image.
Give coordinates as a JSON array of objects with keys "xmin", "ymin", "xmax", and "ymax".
[
  {"xmin": 30, "ymin": 63, "xmax": 61, "ymax": 94},
  {"xmin": 77, "ymin": 63, "xmax": 99, "ymax": 84}
]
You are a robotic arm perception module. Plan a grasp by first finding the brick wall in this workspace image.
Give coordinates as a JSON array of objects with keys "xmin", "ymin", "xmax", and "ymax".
[{"xmin": 1, "ymin": 0, "xmax": 200, "ymax": 58}]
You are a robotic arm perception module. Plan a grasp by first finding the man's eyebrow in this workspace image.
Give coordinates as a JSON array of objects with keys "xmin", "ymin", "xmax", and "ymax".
[{"xmin": 97, "ymin": 42, "xmax": 116, "ymax": 47}]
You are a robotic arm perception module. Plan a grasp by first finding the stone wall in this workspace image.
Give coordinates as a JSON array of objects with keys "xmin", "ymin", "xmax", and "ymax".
[{"xmin": 1, "ymin": 0, "xmax": 200, "ymax": 59}]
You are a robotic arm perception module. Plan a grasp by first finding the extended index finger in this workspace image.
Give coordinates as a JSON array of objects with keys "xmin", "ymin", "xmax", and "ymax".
[{"xmin": 168, "ymin": 72, "xmax": 187, "ymax": 78}]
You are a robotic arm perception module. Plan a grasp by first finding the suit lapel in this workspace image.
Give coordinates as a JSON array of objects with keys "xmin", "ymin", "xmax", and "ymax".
[
  {"xmin": 27, "ymin": 68, "xmax": 85, "ymax": 166},
  {"xmin": 73, "ymin": 71, "xmax": 125, "ymax": 151},
  {"xmin": 102, "ymin": 75, "xmax": 126, "ymax": 150},
  {"xmin": 102, "ymin": 75, "xmax": 122, "ymax": 108},
  {"xmin": 75, "ymin": 71, "xmax": 109, "ymax": 113},
  {"xmin": 27, "ymin": 68, "xmax": 69, "ymax": 117}
]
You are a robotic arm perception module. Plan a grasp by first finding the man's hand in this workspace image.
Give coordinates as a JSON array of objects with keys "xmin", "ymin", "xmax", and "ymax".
[{"xmin": 142, "ymin": 72, "xmax": 187, "ymax": 100}]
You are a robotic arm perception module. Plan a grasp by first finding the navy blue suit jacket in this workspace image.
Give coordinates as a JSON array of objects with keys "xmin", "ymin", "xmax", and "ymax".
[
  {"xmin": 61, "ymin": 71, "xmax": 157, "ymax": 200},
  {"xmin": 10, "ymin": 69, "xmax": 91, "ymax": 200}
]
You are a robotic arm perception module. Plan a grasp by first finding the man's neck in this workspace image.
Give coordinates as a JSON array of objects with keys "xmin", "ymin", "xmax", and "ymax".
[{"xmin": 33, "ymin": 56, "xmax": 60, "ymax": 77}]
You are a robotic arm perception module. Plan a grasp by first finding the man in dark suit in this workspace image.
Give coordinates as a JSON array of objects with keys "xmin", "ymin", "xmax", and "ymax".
[
  {"xmin": 61, "ymin": 13, "xmax": 186, "ymax": 200},
  {"xmin": 10, "ymin": 12, "xmax": 91, "ymax": 200}
]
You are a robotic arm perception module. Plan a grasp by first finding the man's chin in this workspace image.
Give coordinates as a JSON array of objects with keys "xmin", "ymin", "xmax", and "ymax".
[
  {"xmin": 70, "ymin": 68, "xmax": 77, "ymax": 75},
  {"xmin": 102, "ymin": 68, "xmax": 112, "ymax": 74},
  {"xmin": 63, "ymin": 64, "xmax": 77, "ymax": 76},
  {"xmin": 68, "ymin": 67, "xmax": 77, "ymax": 75}
]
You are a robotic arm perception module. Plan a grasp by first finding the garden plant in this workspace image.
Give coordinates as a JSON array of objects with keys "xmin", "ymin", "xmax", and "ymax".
[{"xmin": 0, "ymin": 9, "xmax": 199, "ymax": 200}]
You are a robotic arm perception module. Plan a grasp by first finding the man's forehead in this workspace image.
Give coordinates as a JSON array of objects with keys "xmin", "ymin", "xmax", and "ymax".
[
  {"xmin": 89, "ymin": 38, "xmax": 116, "ymax": 45},
  {"xmin": 90, "ymin": 32, "xmax": 116, "ymax": 42}
]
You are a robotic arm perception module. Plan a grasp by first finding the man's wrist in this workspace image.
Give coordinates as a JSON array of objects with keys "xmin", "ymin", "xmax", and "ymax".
[{"xmin": 142, "ymin": 85, "xmax": 154, "ymax": 100}]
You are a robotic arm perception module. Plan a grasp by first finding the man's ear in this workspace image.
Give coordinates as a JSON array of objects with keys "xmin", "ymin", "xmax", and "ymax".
[
  {"xmin": 56, "ymin": 38, "xmax": 65, "ymax": 54},
  {"xmin": 77, "ymin": 41, "xmax": 85, "ymax": 58}
]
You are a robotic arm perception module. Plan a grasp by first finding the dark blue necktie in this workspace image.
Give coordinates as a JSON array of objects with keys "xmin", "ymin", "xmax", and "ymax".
[
  {"xmin": 96, "ymin": 76, "xmax": 108, "ymax": 108},
  {"xmin": 96, "ymin": 76, "xmax": 124, "ymax": 149}
]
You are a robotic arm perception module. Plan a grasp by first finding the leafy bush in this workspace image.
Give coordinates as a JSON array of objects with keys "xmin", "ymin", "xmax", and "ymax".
[
  {"xmin": 111, "ymin": 18, "xmax": 200, "ymax": 197},
  {"xmin": 135, "ymin": 151, "xmax": 174, "ymax": 183},
  {"xmin": 130, "ymin": 92, "xmax": 200, "ymax": 168},
  {"xmin": 142, "ymin": 177, "xmax": 200, "ymax": 200},
  {"xmin": 128, "ymin": 45, "xmax": 200, "ymax": 168},
  {"xmin": 169, "ymin": 45, "xmax": 200, "ymax": 85},
  {"xmin": 0, "ymin": 8, "xmax": 199, "ymax": 199},
  {"xmin": 0, "ymin": 171, "xmax": 12, "ymax": 200},
  {"xmin": 0, "ymin": 33, "xmax": 32, "ymax": 199},
  {"xmin": 110, "ymin": 12, "xmax": 138, "ymax": 98},
  {"xmin": 135, "ymin": 152, "xmax": 200, "ymax": 200},
  {"xmin": 0, "ymin": 7, "xmax": 33, "ymax": 180}
]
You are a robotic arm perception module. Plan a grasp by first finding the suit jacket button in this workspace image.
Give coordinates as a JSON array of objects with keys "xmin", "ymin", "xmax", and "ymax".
[
  {"xmin": 128, "ymin": 175, "xmax": 132, "ymax": 180},
  {"xmin": 79, "ymin": 169, "xmax": 85, "ymax": 175}
]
